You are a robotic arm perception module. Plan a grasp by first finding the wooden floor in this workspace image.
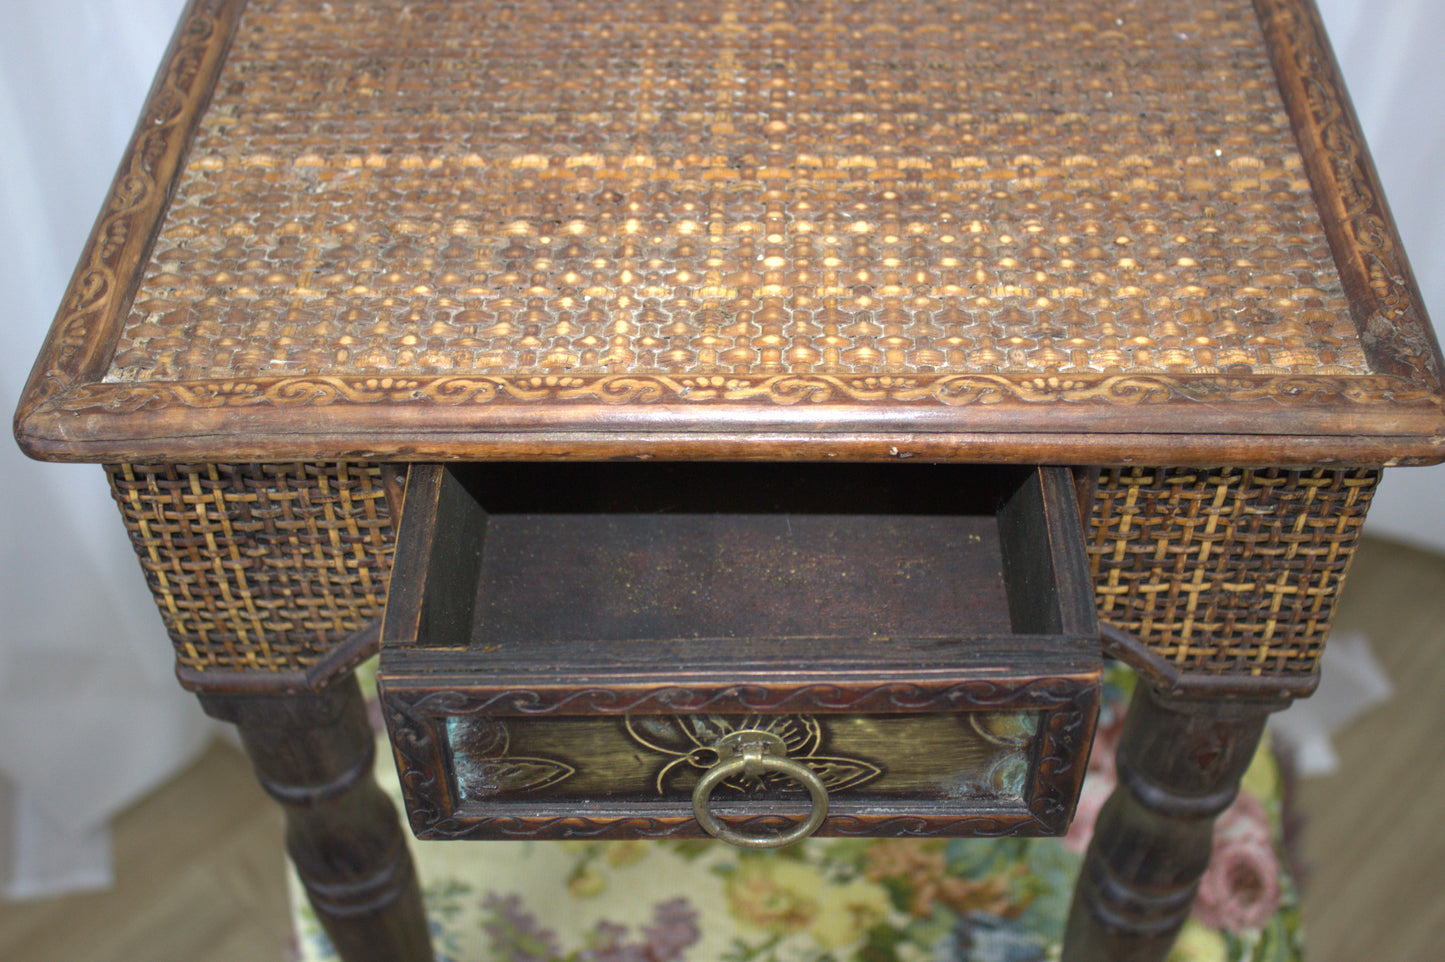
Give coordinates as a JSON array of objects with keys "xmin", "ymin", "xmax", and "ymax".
[
  {"xmin": 1, "ymin": 535, "xmax": 1442, "ymax": 961},
  {"xmin": 0, "ymin": 741, "xmax": 291, "ymax": 962},
  {"xmin": 1291, "ymin": 536, "xmax": 1445, "ymax": 962}
]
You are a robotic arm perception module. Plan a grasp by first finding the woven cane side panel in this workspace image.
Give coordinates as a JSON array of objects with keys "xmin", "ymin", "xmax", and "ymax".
[
  {"xmin": 1089, "ymin": 466, "xmax": 1376, "ymax": 678},
  {"xmin": 107, "ymin": 462, "xmax": 393, "ymax": 674}
]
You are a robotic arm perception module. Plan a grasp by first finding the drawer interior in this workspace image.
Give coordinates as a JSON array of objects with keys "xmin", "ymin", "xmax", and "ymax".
[
  {"xmin": 387, "ymin": 462, "xmax": 1092, "ymax": 666},
  {"xmin": 379, "ymin": 461, "xmax": 1099, "ymax": 841},
  {"xmin": 464, "ymin": 462, "xmax": 1019, "ymax": 648}
]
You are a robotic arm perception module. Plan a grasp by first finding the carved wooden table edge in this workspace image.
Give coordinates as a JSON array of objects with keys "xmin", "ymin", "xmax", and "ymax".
[{"xmin": 12, "ymin": 0, "xmax": 1445, "ymax": 466}]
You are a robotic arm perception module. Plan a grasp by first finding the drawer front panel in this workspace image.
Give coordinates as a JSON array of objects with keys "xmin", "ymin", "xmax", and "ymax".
[
  {"xmin": 381, "ymin": 462, "xmax": 1099, "ymax": 844},
  {"xmin": 445, "ymin": 711, "xmax": 1042, "ymax": 804},
  {"xmin": 383, "ymin": 678, "xmax": 1099, "ymax": 842}
]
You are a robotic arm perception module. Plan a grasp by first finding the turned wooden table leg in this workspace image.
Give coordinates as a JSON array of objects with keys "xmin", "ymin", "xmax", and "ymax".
[
  {"xmin": 1063, "ymin": 682, "xmax": 1287, "ymax": 962},
  {"xmin": 200, "ymin": 675, "xmax": 434, "ymax": 962}
]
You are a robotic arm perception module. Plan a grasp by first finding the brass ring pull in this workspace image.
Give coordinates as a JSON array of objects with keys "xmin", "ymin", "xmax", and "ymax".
[{"xmin": 691, "ymin": 730, "xmax": 829, "ymax": 849}]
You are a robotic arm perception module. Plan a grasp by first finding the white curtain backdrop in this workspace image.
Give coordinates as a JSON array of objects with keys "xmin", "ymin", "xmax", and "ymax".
[
  {"xmin": 0, "ymin": 0, "xmax": 1441, "ymax": 898},
  {"xmin": 0, "ymin": 0, "xmax": 213, "ymax": 899}
]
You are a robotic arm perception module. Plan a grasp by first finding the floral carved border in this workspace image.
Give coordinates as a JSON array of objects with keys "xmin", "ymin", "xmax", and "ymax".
[
  {"xmin": 1027, "ymin": 689, "xmax": 1101, "ymax": 831},
  {"xmin": 18, "ymin": 0, "xmax": 241, "ymax": 417},
  {"xmin": 411, "ymin": 812, "xmax": 1056, "ymax": 843},
  {"xmin": 1254, "ymin": 0, "xmax": 1443, "ymax": 386},
  {"xmin": 384, "ymin": 676, "xmax": 1092, "ymax": 718},
  {"xmin": 41, "ymin": 370, "xmax": 1445, "ymax": 414}
]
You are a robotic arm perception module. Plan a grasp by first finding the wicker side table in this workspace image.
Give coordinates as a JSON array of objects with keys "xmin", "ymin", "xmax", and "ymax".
[{"xmin": 15, "ymin": 1, "xmax": 1444, "ymax": 960}]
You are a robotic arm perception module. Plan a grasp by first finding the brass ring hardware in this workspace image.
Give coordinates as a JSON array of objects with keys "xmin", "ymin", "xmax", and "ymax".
[{"xmin": 691, "ymin": 730, "xmax": 829, "ymax": 849}]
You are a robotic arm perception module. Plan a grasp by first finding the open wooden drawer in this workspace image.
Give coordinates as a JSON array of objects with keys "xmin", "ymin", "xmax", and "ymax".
[{"xmin": 379, "ymin": 462, "xmax": 1099, "ymax": 847}]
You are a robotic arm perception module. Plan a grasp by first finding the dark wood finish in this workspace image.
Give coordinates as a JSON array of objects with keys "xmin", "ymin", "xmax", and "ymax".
[
  {"xmin": 12, "ymin": 0, "xmax": 1444, "ymax": 467},
  {"xmin": 385, "ymin": 463, "xmax": 490, "ymax": 660},
  {"xmin": 1063, "ymin": 683, "xmax": 1285, "ymax": 962},
  {"xmin": 999, "ymin": 464, "xmax": 1099, "ymax": 638},
  {"xmin": 175, "ymin": 619, "xmax": 384, "ymax": 695},
  {"xmin": 380, "ymin": 463, "xmax": 1100, "ymax": 841},
  {"xmin": 199, "ymin": 676, "xmax": 433, "ymax": 962},
  {"xmin": 450, "ymin": 462, "xmax": 1021, "ymax": 645},
  {"xmin": 385, "ymin": 686, "xmax": 1100, "ymax": 843}
]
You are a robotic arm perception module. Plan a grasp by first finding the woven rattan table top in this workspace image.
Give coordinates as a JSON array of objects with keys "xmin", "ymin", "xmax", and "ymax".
[{"xmin": 15, "ymin": 0, "xmax": 1445, "ymax": 464}]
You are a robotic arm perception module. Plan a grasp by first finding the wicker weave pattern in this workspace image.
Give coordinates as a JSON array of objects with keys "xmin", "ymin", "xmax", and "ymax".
[
  {"xmin": 104, "ymin": 0, "xmax": 1362, "ymax": 386},
  {"xmin": 109, "ymin": 460, "xmax": 1372, "ymax": 683},
  {"xmin": 1089, "ymin": 466, "xmax": 1376, "ymax": 677},
  {"xmin": 107, "ymin": 462, "xmax": 393, "ymax": 674}
]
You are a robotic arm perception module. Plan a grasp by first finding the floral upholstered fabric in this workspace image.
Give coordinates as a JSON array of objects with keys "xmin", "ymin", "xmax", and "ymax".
[{"xmin": 291, "ymin": 667, "xmax": 1301, "ymax": 962}]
